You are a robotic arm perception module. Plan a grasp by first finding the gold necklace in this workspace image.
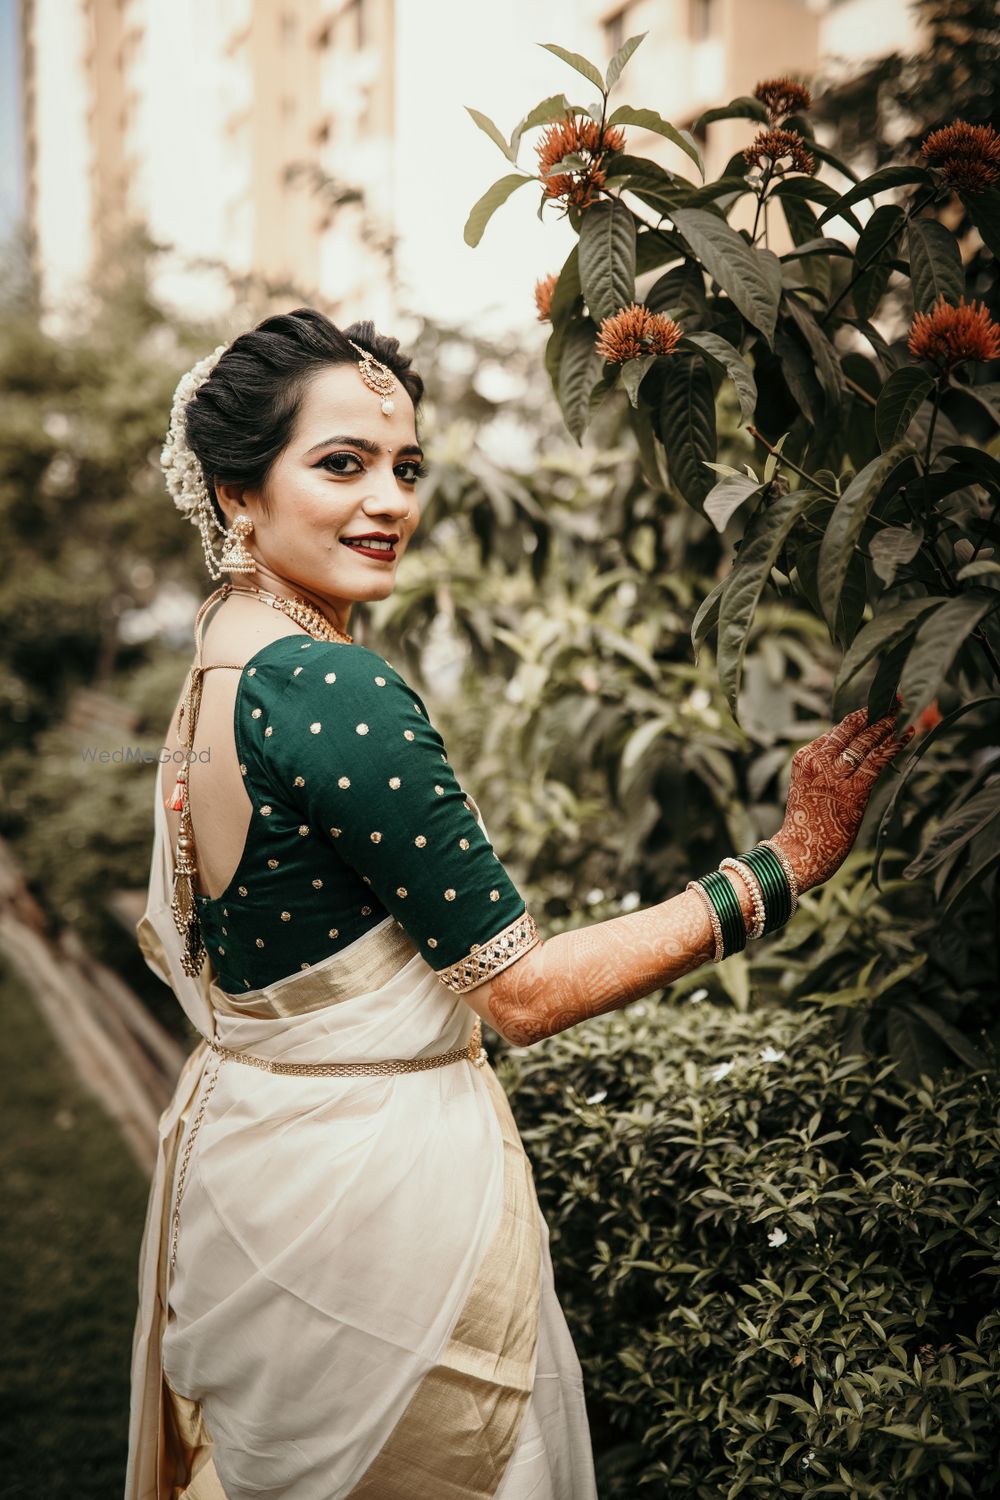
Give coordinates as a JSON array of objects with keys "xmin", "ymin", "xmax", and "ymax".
[{"xmin": 219, "ymin": 581, "xmax": 353, "ymax": 643}]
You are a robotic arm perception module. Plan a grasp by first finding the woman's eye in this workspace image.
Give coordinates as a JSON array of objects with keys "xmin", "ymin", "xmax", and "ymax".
[
  {"xmin": 317, "ymin": 452, "xmax": 363, "ymax": 475},
  {"xmin": 397, "ymin": 461, "xmax": 429, "ymax": 485}
]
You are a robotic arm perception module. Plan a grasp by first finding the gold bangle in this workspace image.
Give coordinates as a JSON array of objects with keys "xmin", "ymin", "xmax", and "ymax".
[
  {"xmin": 686, "ymin": 879, "xmax": 724, "ymax": 963},
  {"xmin": 718, "ymin": 857, "xmax": 766, "ymax": 940}
]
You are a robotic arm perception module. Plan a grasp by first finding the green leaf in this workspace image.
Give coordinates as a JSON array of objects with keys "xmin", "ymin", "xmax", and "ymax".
[
  {"xmin": 620, "ymin": 354, "xmax": 656, "ymax": 407},
  {"xmin": 905, "ymin": 776, "xmax": 1000, "ymax": 877},
  {"xmin": 508, "ymin": 94, "xmax": 573, "ymax": 158},
  {"xmin": 671, "ymin": 208, "xmax": 782, "ymax": 346},
  {"xmin": 605, "ymin": 155, "xmax": 694, "ymax": 215},
  {"xmin": 681, "ymin": 331, "xmax": 757, "ymax": 424},
  {"xmin": 558, "ymin": 321, "xmax": 602, "ymax": 443},
  {"xmin": 463, "ymin": 173, "xmax": 532, "ymax": 247},
  {"xmin": 691, "ymin": 575, "xmax": 727, "ymax": 658},
  {"xmin": 606, "ymin": 105, "xmax": 704, "ymax": 176},
  {"xmin": 540, "ymin": 42, "xmax": 606, "ymax": 93},
  {"xmin": 772, "ymin": 176, "xmax": 863, "ymax": 233},
  {"xmin": 905, "ymin": 1003, "xmax": 987, "ymax": 1070},
  {"xmin": 818, "ymin": 166, "xmax": 931, "ymax": 224},
  {"xmin": 464, "ymin": 107, "xmax": 516, "ymax": 162},
  {"xmin": 897, "ymin": 593, "xmax": 1000, "ymax": 733},
  {"xmin": 853, "ymin": 204, "xmax": 906, "ymax": 320},
  {"xmin": 907, "ymin": 218, "xmax": 965, "ymax": 312},
  {"xmin": 703, "ymin": 473, "xmax": 761, "ymax": 533},
  {"xmin": 579, "ymin": 200, "xmax": 637, "ymax": 323},
  {"xmin": 955, "ymin": 379, "xmax": 1000, "ymax": 427},
  {"xmin": 645, "ymin": 261, "xmax": 705, "ymax": 321},
  {"xmin": 875, "ymin": 367, "xmax": 935, "ymax": 450},
  {"xmin": 658, "ymin": 353, "xmax": 717, "ymax": 507},
  {"xmin": 549, "ymin": 242, "xmax": 581, "ymax": 327},
  {"xmin": 693, "ymin": 95, "xmax": 769, "ymax": 133},
  {"xmin": 965, "ymin": 188, "xmax": 1000, "ymax": 260},
  {"xmin": 868, "ymin": 525, "xmax": 924, "ymax": 587},
  {"xmin": 605, "ymin": 31, "xmax": 647, "ymax": 90},
  {"xmin": 717, "ymin": 489, "xmax": 815, "ymax": 713},
  {"xmin": 817, "ymin": 446, "xmax": 914, "ymax": 632},
  {"xmin": 784, "ymin": 297, "xmax": 846, "ymax": 407}
]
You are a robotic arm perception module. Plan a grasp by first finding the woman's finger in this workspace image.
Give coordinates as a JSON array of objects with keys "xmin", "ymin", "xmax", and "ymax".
[
  {"xmin": 823, "ymin": 705, "xmax": 882, "ymax": 753},
  {"xmin": 854, "ymin": 724, "xmax": 915, "ymax": 785},
  {"xmin": 843, "ymin": 711, "xmax": 904, "ymax": 761}
]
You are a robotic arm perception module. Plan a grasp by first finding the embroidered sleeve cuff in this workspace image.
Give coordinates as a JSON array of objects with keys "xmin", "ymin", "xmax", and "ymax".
[{"xmin": 434, "ymin": 911, "xmax": 540, "ymax": 994}]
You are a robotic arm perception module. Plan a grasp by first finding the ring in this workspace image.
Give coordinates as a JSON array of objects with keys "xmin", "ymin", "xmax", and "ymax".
[{"xmin": 839, "ymin": 748, "xmax": 863, "ymax": 767}]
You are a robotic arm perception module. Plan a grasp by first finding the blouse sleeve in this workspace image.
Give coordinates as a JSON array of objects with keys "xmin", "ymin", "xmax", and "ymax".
[{"xmin": 252, "ymin": 640, "xmax": 539, "ymax": 993}]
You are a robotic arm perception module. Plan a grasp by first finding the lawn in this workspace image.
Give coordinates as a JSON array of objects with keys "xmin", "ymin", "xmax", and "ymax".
[{"xmin": 0, "ymin": 956, "xmax": 152, "ymax": 1497}]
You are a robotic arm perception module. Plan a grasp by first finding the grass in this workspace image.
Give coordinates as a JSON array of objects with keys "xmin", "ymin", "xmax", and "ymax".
[{"xmin": 0, "ymin": 956, "xmax": 152, "ymax": 1498}]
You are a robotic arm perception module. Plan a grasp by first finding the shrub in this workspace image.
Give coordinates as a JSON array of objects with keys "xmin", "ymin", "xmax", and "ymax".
[{"xmin": 495, "ymin": 1000, "xmax": 1000, "ymax": 1497}]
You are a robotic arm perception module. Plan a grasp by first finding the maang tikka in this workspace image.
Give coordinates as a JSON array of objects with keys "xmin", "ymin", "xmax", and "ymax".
[{"xmin": 348, "ymin": 339, "xmax": 397, "ymax": 415}]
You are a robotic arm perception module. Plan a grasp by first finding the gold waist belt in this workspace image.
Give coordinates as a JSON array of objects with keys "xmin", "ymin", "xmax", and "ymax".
[{"xmin": 205, "ymin": 1015, "xmax": 489, "ymax": 1076}]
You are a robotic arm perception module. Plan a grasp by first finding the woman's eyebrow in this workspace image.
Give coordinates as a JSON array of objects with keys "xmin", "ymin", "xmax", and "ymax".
[{"xmin": 305, "ymin": 434, "xmax": 424, "ymax": 460}]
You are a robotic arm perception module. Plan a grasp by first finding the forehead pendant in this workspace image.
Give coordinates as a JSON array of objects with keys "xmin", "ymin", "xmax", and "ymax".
[{"xmin": 347, "ymin": 339, "xmax": 396, "ymax": 415}]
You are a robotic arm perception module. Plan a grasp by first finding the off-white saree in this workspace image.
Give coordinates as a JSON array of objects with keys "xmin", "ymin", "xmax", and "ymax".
[{"xmin": 125, "ymin": 775, "xmax": 597, "ymax": 1500}]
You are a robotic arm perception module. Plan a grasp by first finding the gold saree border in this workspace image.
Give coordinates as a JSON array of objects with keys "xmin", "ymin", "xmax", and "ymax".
[{"xmin": 346, "ymin": 1063, "xmax": 542, "ymax": 1500}]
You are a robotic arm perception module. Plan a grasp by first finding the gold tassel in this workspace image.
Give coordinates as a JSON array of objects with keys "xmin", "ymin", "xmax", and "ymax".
[{"xmin": 169, "ymin": 666, "xmax": 207, "ymax": 976}]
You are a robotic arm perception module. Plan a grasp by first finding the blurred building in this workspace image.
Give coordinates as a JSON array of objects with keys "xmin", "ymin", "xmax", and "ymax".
[{"xmin": 18, "ymin": 0, "xmax": 921, "ymax": 331}]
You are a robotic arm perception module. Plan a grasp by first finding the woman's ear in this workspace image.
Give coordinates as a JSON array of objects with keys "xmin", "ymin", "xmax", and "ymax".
[{"xmin": 215, "ymin": 481, "xmax": 249, "ymax": 531}]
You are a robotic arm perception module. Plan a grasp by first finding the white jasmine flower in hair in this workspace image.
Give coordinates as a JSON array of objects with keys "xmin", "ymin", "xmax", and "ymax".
[
  {"xmin": 161, "ymin": 344, "xmax": 228, "ymax": 522},
  {"xmin": 759, "ymin": 1045, "xmax": 785, "ymax": 1063},
  {"xmin": 767, "ymin": 1225, "xmax": 788, "ymax": 1247},
  {"xmin": 585, "ymin": 1089, "xmax": 608, "ymax": 1105}
]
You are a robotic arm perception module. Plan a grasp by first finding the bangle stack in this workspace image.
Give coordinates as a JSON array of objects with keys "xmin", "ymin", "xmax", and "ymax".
[{"xmin": 686, "ymin": 839, "xmax": 800, "ymax": 963}]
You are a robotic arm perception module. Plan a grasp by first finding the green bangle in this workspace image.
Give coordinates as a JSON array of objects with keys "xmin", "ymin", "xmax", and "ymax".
[
  {"xmin": 700, "ymin": 869, "xmax": 747, "ymax": 956},
  {"xmin": 734, "ymin": 848, "xmax": 791, "ymax": 934}
]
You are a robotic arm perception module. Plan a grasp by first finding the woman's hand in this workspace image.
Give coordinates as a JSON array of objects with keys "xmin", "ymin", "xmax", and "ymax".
[{"xmin": 770, "ymin": 703, "xmax": 915, "ymax": 894}]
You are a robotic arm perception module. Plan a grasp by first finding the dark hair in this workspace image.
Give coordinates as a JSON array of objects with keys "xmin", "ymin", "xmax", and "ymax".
[{"xmin": 183, "ymin": 308, "xmax": 424, "ymax": 523}]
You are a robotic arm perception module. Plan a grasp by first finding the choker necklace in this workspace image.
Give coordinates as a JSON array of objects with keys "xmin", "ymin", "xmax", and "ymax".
[{"xmin": 221, "ymin": 582, "xmax": 353, "ymax": 644}]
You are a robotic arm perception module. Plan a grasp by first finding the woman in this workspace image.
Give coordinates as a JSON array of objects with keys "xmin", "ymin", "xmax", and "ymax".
[{"xmin": 126, "ymin": 308, "xmax": 913, "ymax": 1500}]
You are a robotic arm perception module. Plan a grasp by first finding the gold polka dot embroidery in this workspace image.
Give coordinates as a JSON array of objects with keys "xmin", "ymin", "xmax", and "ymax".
[
  {"xmin": 280, "ymin": 911, "xmax": 291, "ymax": 921},
  {"xmin": 356, "ymin": 723, "xmax": 369, "ymax": 735},
  {"xmin": 338, "ymin": 775, "xmax": 351, "ymax": 788},
  {"xmin": 459, "ymin": 838, "xmax": 469, "ymax": 850},
  {"xmin": 293, "ymin": 666, "xmax": 303, "ymax": 676},
  {"xmin": 312, "ymin": 878, "xmax": 323, "ymax": 889},
  {"xmin": 328, "ymin": 927, "xmax": 339, "ymax": 938},
  {"xmin": 310, "ymin": 722, "xmax": 322, "ymax": 734},
  {"xmin": 361, "ymin": 905, "xmax": 372, "ymax": 916},
  {"xmin": 221, "ymin": 926, "xmax": 228, "ymax": 936},
  {"xmin": 300, "ymin": 962, "xmax": 311, "ymax": 970},
  {"xmin": 293, "ymin": 775, "xmax": 305, "ymax": 787},
  {"xmin": 217, "ymin": 945, "xmax": 225, "ymax": 955},
  {"xmin": 223, "ymin": 908, "xmax": 229, "ymax": 917},
  {"xmin": 251, "ymin": 707, "xmax": 262, "ymax": 719},
  {"xmin": 389, "ymin": 776, "xmax": 401, "ymax": 789},
  {"xmin": 324, "ymin": 672, "xmax": 337, "ymax": 684},
  {"xmin": 427, "ymin": 937, "xmax": 438, "ymax": 949},
  {"xmin": 298, "ymin": 825, "xmax": 310, "ymax": 836},
  {"xmin": 403, "ymin": 729, "xmax": 415, "ymax": 741},
  {"xmin": 255, "ymin": 937, "xmax": 264, "ymax": 947},
  {"xmin": 247, "ymin": 667, "xmax": 256, "ymax": 676},
  {"xmin": 374, "ymin": 675, "xmax": 386, "ymax": 686},
  {"xmin": 434, "ymin": 784, "xmax": 444, "ymax": 795},
  {"xmin": 444, "ymin": 888, "xmax": 456, "ymax": 901},
  {"xmin": 370, "ymin": 831, "xmax": 382, "ymax": 843},
  {"xmin": 330, "ymin": 826, "xmax": 342, "ymax": 837},
  {"xmin": 264, "ymin": 726, "xmax": 273, "ymax": 737},
  {"xmin": 260, "ymin": 805, "xmax": 272, "ymax": 816},
  {"xmin": 239, "ymin": 763, "xmax": 248, "ymax": 775},
  {"xmin": 414, "ymin": 704, "xmax": 423, "ymax": 715},
  {"xmin": 300, "ymin": 643, "xmax": 311, "ymax": 650},
  {"xmin": 396, "ymin": 886, "xmax": 408, "ymax": 898},
  {"xmin": 238, "ymin": 885, "xmax": 248, "ymax": 896},
  {"xmin": 362, "ymin": 875, "xmax": 372, "ymax": 885},
  {"xmin": 489, "ymin": 889, "xmax": 500, "ymax": 901},
  {"xmin": 414, "ymin": 835, "xmax": 427, "ymax": 847},
  {"xmin": 268, "ymin": 859, "xmax": 279, "ymax": 869}
]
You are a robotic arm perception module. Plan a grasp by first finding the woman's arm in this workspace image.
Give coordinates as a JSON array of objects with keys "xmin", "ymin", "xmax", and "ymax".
[{"xmin": 464, "ymin": 703, "xmax": 914, "ymax": 1048}]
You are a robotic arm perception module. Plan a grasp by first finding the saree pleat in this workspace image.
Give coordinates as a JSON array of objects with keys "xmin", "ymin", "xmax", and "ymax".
[{"xmin": 126, "ymin": 775, "xmax": 597, "ymax": 1500}]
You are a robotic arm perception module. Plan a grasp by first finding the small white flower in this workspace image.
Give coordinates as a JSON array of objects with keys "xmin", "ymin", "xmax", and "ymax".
[
  {"xmin": 586, "ymin": 887, "xmax": 606, "ymax": 906},
  {"xmin": 688, "ymin": 687, "xmax": 711, "ymax": 711},
  {"xmin": 687, "ymin": 987, "xmax": 709, "ymax": 1005},
  {"xmin": 801, "ymin": 1449, "xmax": 815, "ymax": 1468},
  {"xmin": 708, "ymin": 1059, "xmax": 735, "ymax": 1081},
  {"xmin": 620, "ymin": 890, "xmax": 640, "ymax": 912},
  {"xmin": 585, "ymin": 1089, "xmax": 607, "ymax": 1105},
  {"xmin": 759, "ymin": 1045, "xmax": 785, "ymax": 1063},
  {"xmin": 767, "ymin": 1226, "xmax": 788, "ymax": 1248}
]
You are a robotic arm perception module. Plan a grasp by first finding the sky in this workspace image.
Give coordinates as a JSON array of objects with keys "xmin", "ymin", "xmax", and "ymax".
[{"xmin": 0, "ymin": 0, "xmax": 21, "ymax": 241}]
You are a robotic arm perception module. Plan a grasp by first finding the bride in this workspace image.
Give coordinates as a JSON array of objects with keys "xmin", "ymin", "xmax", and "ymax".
[{"xmin": 125, "ymin": 307, "xmax": 913, "ymax": 1500}]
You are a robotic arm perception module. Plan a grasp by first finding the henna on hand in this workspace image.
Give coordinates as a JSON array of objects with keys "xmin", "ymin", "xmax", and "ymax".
[
  {"xmin": 770, "ymin": 704, "xmax": 915, "ymax": 893},
  {"xmin": 469, "ymin": 869, "xmax": 757, "ymax": 1048}
]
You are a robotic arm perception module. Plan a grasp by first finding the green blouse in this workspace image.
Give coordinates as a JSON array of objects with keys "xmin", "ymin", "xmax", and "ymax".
[{"xmin": 195, "ymin": 635, "xmax": 537, "ymax": 996}]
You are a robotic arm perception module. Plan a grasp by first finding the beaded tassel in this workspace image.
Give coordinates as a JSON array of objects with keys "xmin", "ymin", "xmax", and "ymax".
[{"xmin": 168, "ymin": 666, "xmax": 207, "ymax": 977}]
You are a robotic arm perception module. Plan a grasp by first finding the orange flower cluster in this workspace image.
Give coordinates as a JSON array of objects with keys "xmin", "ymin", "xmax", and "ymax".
[
  {"xmin": 743, "ymin": 127, "xmax": 814, "ymax": 176},
  {"xmin": 535, "ymin": 113, "xmax": 626, "ymax": 210},
  {"xmin": 907, "ymin": 294, "xmax": 1000, "ymax": 371},
  {"xmin": 920, "ymin": 121, "xmax": 1000, "ymax": 195},
  {"xmin": 534, "ymin": 273, "xmax": 558, "ymax": 322},
  {"xmin": 595, "ymin": 303, "xmax": 682, "ymax": 364},
  {"xmin": 754, "ymin": 78, "xmax": 812, "ymax": 124}
]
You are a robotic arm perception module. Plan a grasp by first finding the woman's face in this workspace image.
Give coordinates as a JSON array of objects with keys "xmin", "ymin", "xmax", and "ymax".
[{"xmin": 221, "ymin": 361, "xmax": 424, "ymax": 610}]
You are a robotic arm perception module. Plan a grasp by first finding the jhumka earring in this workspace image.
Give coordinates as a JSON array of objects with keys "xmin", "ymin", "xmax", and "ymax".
[
  {"xmin": 219, "ymin": 513, "xmax": 256, "ymax": 574},
  {"xmin": 347, "ymin": 339, "xmax": 397, "ymax": 415}
]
